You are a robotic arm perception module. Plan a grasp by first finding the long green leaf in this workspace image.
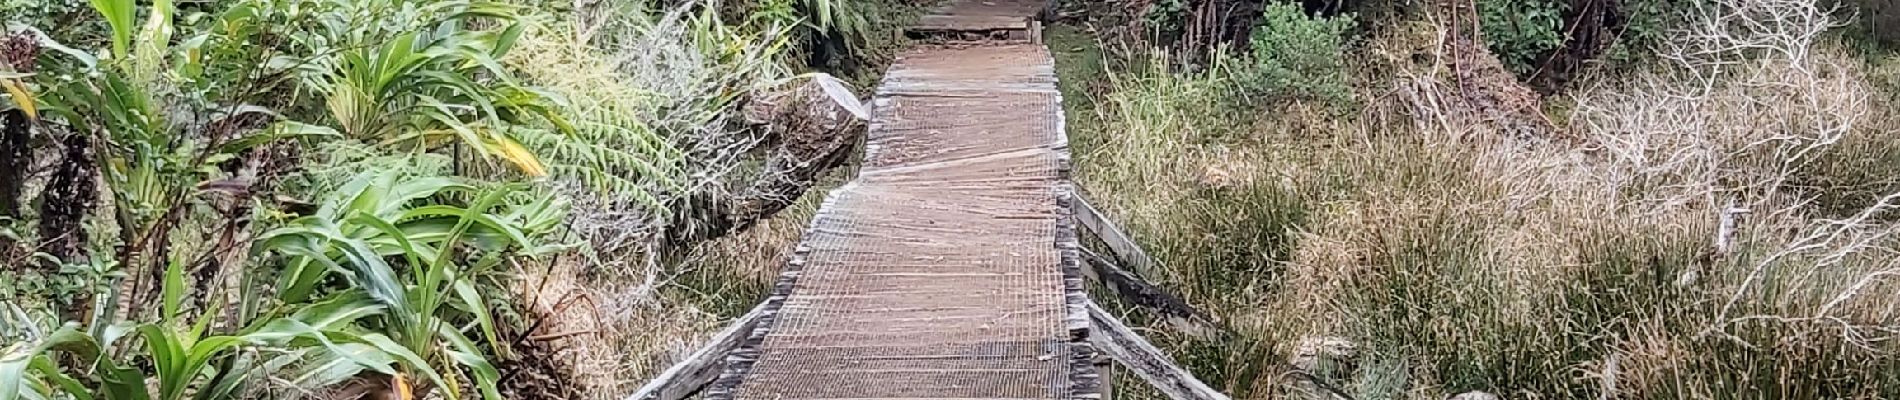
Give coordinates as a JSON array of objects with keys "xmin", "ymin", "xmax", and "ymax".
[
  {"xmin": 27, "ymin": 357, "xmax": 91, "ymax": 400},
  {"xmin": 287, "ymin": 344, "xmax": 387, "ymax": 387},
  {"xmin": 350, "ymin": 332, "xmax": 456, "ymax": 400},
  {"xmin": 399, "ymin": 206, "xmax": 530, "ymax": 252},
  {"xmin": 282, "ymin": 291, "xmax": 386, "ymax": 332},
  {"xmin": 261, "ymin": 232, "xmax": 342, "ymax": 304},
  {"xmin": 272, "ymin": 221, "xmax": 409, "ymax": 314},
  {"xmin": 350, "ymin": 213, "xmax": 427, "ymax": 278},
  {"xmin": 135, "ymin": 325, "xmax": 189, "ymax": 400},
  {"xmin": 195, "ymin": 353, "xmax": 253, "ymax": 400},
  {"xmin": 436, "ymin": 325, "xmax": 502, "ymax": 400},
  {"xmin": 176, "ymin": 336, "xmax": 246, "ymax": 400},
  {"xmin": 217, "ymin": 121, "xmax": 342, "ymax": 154},
  {"xmin": 2, "ymin": 325, "xmax": 101, "ymax": 400},
  {"xmin": 450, "ymin": 280, "xmax": 502, "ymax": 359},
  {"xmin": 88, "ymin": 0, "xmax": 136, "ymax": 59},
  {"xmin": 94, "ymin": 363, "xmax": 151, "ymax": 400},
  {"xmin": 333, "ymin": 235, "xmax": 409, "ymax": 316},
  {"xmin": 162, "ymin": 258, "xmax": 186, "ymax": 322},
  {"xmin": 1, "ymin": 344, "xmax": 33, "ymax": 400}
]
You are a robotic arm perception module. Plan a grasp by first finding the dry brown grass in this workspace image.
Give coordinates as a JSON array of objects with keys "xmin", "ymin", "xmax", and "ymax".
[
  {"xmin": 1062, "ymin": 0, "xmax": 1900, "ymax": 397},
  {"xmin": 512, "ymin": 190, "xmax": 820, "ymax": 400}
]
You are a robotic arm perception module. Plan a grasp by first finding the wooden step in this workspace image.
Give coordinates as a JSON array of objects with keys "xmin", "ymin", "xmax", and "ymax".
[{"xmin": 905, "ymin": 15, "xmax": 1042, "ymax": 44}]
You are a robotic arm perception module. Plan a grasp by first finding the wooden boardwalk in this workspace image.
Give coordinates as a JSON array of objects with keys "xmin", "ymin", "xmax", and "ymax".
[{"xmin": 703, "ymin": 1, "xmax": 1099, "ymax": 399}]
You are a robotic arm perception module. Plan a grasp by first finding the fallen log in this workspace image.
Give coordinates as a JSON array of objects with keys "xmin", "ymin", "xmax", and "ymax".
[
  {"xmin": 626, "ymin": 304, "xmax": 767, "ymax": 400},
  {"xmin": 659, "ymin": 73, "xmax": 868, "ymax": 251}
]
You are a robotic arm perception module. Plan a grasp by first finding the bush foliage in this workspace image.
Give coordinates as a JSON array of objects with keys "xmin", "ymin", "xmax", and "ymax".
[
  {"xmin": 1058, "ymin": 0, "xmax": 1900, "ymax": 398},
  {"xmin": 1225, "ymin": 2, "xmax": 1357, "ymax": 109},
  {"xmin": 1, "ymin": 0, "xmax": 905, "ymax": 399},
  {"xmin": 1476, "ymin": 0, "xmax": 1568, "ymax": 75}
]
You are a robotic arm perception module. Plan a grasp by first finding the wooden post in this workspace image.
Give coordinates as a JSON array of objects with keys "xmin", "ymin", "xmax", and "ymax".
[
  {"xmin": 1095, "ymin": 354, "xmax": 1116, "ymax": 400},
  {"xmin": 626, "ymin": 304, "xmax": 767, "ymax": 400}
]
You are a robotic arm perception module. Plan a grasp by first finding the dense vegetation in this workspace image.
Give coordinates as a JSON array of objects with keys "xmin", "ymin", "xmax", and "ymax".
[
  {"xmin": 7, "ymin": 0, "xmax": 1900, "ymax": 398},
  {"xmin": 1057, "ymin": 0, "xmax": 1900, "ymax": 398},
  {"xmin": 1, "ymin": 0, "xmax": 914, "ymax": 399}
]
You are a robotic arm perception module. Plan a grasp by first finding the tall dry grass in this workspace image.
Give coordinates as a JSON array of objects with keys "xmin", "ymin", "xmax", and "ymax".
[{"xmin": 1061, "ymin": 0, "xmax": 1900, "ymax": 398}]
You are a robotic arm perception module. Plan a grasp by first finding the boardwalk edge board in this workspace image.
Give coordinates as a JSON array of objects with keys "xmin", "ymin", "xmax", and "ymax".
[
  {"xmin": 1052, "ymin": 74, "xmax": 1102, "ymax": 399},
  {"xmin": 625, "ymin": 304, "xmax": 767, "ymax": 400},
  {"xmin": 1059, "ymin": 182, "xmax": 1104, "ymax": 400},
  {"xmin": 702, "ymin": 191, "xmax": 842, "ymax": 400}
]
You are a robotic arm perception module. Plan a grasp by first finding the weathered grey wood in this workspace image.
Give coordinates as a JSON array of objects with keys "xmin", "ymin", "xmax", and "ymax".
[
  {"xmin": 1073, "ymin": 196, "xmax": 1160, "ymax": 279},
  {"xmin": 1080, "ymin": 248, "xmax": 1217, "ymax": 337},
  {"xmin": 1088, "ymin": 301, "xmax": 1231, "ymax": 400},
  {"xmin": 627, "ymin": 304, "xmax": 767, "ymax": 400}
]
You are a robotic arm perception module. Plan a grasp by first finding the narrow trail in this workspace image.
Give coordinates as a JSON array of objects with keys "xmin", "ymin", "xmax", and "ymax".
[{"xmin": 704, "ymin": 1, "xmax": 1100, "ymax": 398}]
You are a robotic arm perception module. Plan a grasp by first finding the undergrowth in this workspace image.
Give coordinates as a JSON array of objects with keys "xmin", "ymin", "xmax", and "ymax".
[
  {"xmin": 1055, "ymin": 1, "xmax": 1900, "ymax": 397},
  {"xmin": 1224, "ymin": 2, "xmax": 1355, "ymax": 109}
]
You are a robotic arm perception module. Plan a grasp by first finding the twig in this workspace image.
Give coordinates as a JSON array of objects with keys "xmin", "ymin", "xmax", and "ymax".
[{"xmin": 529, "ymin": 329, "xmax": 598, "ymax": 341}]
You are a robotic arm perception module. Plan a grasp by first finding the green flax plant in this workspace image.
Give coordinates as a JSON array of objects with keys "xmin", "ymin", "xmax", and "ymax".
[{"xmin": 256, "ymin": 169, "xmax": 568, "ymax": 400}]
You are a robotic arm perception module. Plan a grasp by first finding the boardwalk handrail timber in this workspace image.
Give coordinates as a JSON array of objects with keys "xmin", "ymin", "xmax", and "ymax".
[
  {"xmin": 1074, "ymin": 195, "xmax": 1161, "ymax": 277},
  {"xmin": 1074, "ymin": 195, "xmax": 1218, "ymax": 336},
  {"xmin": 1088, "ymin": 301, "xmax": 1231, "ymax": 400},
  {"xmin": 1079, "ymin": 247, "xmax": 1218, "ymax": 337}
]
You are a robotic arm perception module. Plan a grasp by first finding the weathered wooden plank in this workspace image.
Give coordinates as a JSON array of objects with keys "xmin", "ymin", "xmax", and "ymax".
[
  {"xmin": 1030, "ymin": 20, "xmax": 1043, "ymax": 45},
  {"xmin": 1073, "ymin": 196, "xmax": 1159, "ymax": 278},
  {"xmin": 914, "ymin": 15, "xmax": 1033, "ymax": 31},
  {"xmin": 1059, "ymin": 183, "xmax": 1105, "ymax": 400},
  {"xmin": 1079, "ymin": 248, "xmax": 1216, "ymax": 337},
  {"xmin": 627, "ymin": 304, "xmax": 767, "ymax": 400},
  {"xmin": 1087, "ymin": 301, "xmax": 1231, "ymax": 400}
]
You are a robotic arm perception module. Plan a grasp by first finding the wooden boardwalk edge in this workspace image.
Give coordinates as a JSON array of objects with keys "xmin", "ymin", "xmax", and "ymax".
[
  {"xmin": 625, "ymin": 304, "xmax": 767, "ymax": 400},
  {"xmin": 701, "ymin": 185, "xmax": 849, "ymax": 400}
]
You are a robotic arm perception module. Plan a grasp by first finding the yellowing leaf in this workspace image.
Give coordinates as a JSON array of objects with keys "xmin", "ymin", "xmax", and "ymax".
[
  {"xmin": 394, "ymin": 373, "xmax": 413, "ymax": 400},
  {"xmin": 491, "ymin": 136, "xmax": 547, "ymax": 177},
  {"xmin": 1, "ymin": 80, "xmax": 36, "ymax": 120}
]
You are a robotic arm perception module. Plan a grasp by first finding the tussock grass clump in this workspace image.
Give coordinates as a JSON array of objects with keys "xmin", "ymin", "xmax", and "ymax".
[{"xmin": 1058, "ymin": 0, "xmax": 1900, "ymax": 397}]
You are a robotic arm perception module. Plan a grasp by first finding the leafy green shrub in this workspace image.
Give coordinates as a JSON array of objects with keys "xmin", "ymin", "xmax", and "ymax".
[
  {"xmin": 5, "ymin": 260, "xmax": 372, "ymax": 400},
  {"xmin": 739, "ymin": 0, "xmax": 916, "ymax": 87},
  {"xmin": 1145, "ymin": 0, "xmax": 1190, "ymax": 41},
  {"xmin": 1224, "ymin": 2, "xmax": 1355, "ymax": 109},
  {"xmin": 1476, "ymin": 0, "xmax": 1567, "ymax": 75},
  {"xmin": 1605, "ymin": 0, "xmax": 1688, "ymax": 63},
  {"xmin": 258, "ymin": 169, "xmax": 568, "ymax": 400}
]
